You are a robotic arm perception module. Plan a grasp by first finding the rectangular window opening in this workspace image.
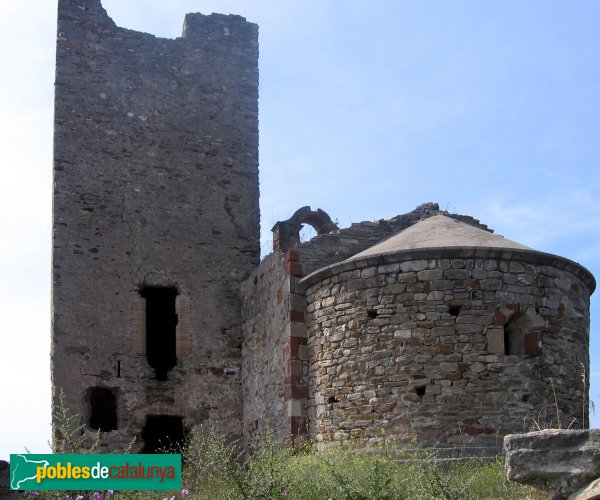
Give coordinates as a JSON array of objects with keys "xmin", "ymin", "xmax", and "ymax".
[
  {"xmin": 140, "ymin": 286, "xmax": 178, "ymax": 381},
  {"xmin": 141, "ymin": 415, "xmax": 187, "ymax": 453},
  {"xmin": 88, "ymin": 387, "xmax": 118, "ymax": 432}
]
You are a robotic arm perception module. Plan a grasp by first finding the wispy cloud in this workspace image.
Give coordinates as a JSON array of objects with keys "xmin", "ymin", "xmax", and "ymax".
[{"xmin": 474, "ymin": 192, "xmax": 600, "ymax": 265}]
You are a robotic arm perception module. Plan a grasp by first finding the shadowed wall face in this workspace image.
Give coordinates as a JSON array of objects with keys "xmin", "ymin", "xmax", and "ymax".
[{"xmin": 51, "ymin": 0, "xmax": 259, "ymax": 451}]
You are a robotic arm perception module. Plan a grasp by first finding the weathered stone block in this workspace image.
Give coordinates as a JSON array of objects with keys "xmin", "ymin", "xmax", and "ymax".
[
  {"xmin": 570, "ymin": 477, "xmax": 600, "ymax": 500},
  {"xmin": 430, "ymin": 279, "xmax": 455, "ymax": 290},
  {"xmin": 417, "ymin": 269, "xmax": 443, "ymax": 281},
  {"xmin": 286, "ymin": 399, "xmax": 304, "ymax": 417},
  {"xmin": 285, "ymin": 383, "xmax": 309, "ymax": 400},
  {"xmin": 439, "ymin": 362, "xmax": 458, "ymax": 373},
  {"xmin": 481, "ymin": 278, "xmax": 503, "ymax": 290},
  {"xmin": 427, "ymin": 291, "xmax": 444, "ymax": 301},
  {"xmin": 285, "ymin": 250, "xmax": 300, "ymax": 262},
  {"xmin": 361, "ymin": 267, "xmax": 378, "ymax": 278},
  {"xmin": 432, "ymin": 326, "xmax": 455, "ymax": 336},
  {"xmin": 524, "ymin": 331, "xmax": 543, "ymax": 357},
  {"xmin": 400, "ymin": 260, "xmax": 428, "ymax": 272},
  {"xmin": 486, "ymin": 327, "xmax": 505, "ymax": 354},
  {"xmin": 470, "ymin": 362, "xmax": 486, "ymax": 373},
  {"xmin": 285, "ymin": 261, "xmax": 304, "ymax": 277},
  {"xmin": 287, "ymin": 321, "xmax": 307, "ymax": 338},
  {"xmin": 504, "ymin": 430, "xmax": 600, "ymax": 499}
]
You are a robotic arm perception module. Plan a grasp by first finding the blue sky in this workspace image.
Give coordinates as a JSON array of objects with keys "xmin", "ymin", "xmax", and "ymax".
[{"xmin": 0, "ymin": 0, "xmax": 598, "ymax": 454}]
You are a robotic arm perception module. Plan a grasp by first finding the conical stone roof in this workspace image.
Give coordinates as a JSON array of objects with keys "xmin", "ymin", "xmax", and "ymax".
[{"xmin": 349, "ymin": 214, "xmax": 532, "ymax": 261}]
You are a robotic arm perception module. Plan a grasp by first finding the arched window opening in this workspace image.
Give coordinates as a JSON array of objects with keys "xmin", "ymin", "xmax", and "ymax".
[
  {"xmin": 502, "ymin": 308, "xmax": 545, "ymax": 357},
  {"xmin": 299, "ymin": 224, "xmax": 317, "ymax": 243},
  {"xmin": 504, "ymin": 313, "xmax": 527, "ymax": 355}
]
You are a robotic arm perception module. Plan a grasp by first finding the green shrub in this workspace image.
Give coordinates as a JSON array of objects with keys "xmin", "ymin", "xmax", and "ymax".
[{"xmin": 26, "ymin": 400, "xmax": 544, "ymax": 499}]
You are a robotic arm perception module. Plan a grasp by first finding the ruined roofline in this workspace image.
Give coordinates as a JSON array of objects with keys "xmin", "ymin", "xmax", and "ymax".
[
  {"xmin": 271, "ymin": 202, "xmax": 494, "ymax": 255},
  {"xmin": 59, "ymin": 0, "xmax": 256, "ymax": 42},
  {"xmin": 338, "ymin": 203, "xmax": 494, "ymax": 235}
]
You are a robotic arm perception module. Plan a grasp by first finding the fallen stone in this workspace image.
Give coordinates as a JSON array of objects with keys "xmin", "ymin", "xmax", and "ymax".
[
  {"xmin": 504, "ymin": 429, "xmax": 600, "ymax": 499},
  {"xmin": 569, "ymin": 477, "xmax": 600, "ymax": 500}
]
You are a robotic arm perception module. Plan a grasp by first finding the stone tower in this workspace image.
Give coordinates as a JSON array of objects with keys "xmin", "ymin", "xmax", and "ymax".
[{"xmin": 51, "ymin": 0, "xmax": 259, "ymax": 451}]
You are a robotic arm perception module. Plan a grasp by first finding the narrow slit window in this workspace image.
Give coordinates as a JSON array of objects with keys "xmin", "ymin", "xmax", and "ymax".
[
  {"xmin": 140, "ymin": 287, "xmax": 178, "ymax": 380},
  {"xmin": 504, "ymin": 314, "xmax": 527, "ymax": 356},
  {"xmin": 88, "ymin": 387, "xmax": 118, "ymax": 431}
]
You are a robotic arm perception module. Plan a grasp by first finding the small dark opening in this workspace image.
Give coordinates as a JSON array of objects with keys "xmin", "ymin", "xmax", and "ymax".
[
  {"xmin": 141, "ymin": 287, "xmax": 178, "ymax": 380},
  {"xmin": 88, "ymin": 387, "xmax": 117, "ymax": 432},
  {"xmin": 328, "ymin": 396, "xmax": 336, "ymax": 404},
  {"xmin": 448, "ymin": 305, "xmax": 461, "ymax": 317},
  {"xmin": 416, "ymin": 386, "xmax": 426, "ymax": 397},
  {"xmin": 522, "ymin": 394, "xmax": 530, "ymax": 403},
  {"xmin": 367, "ymin": 310, "xmax": 377, "ymax": 319},
  {"xmin": 141, "ymin": 415, "xmax": 187, "ymax": 453}
]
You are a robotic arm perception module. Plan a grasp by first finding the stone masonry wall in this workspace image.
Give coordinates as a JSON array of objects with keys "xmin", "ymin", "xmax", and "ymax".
[
  {"xmin": 301, "ymin": 248, "xmax": 594, "ymax": 452},
  {"xmin": 241, "ymin": 251, "xmax": 309, "ymax": 447},
  {"xmin": 242, "ymin": 253, "xmax": 288, "ymax": 444},
  {"xmin": 52, "ymin": 0, "xmax": 259, "ymax": 450}
]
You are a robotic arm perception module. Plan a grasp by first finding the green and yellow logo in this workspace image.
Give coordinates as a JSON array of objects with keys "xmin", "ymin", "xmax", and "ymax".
[{"xmin": 10, "ymin": 454, "xmax": 181, "ymax": 490}]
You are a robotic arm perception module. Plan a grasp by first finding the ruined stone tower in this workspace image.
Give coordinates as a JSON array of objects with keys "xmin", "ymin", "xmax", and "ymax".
[{"xmin": 51, "ymin": 0, "xmax": 259, "ymax": 451}]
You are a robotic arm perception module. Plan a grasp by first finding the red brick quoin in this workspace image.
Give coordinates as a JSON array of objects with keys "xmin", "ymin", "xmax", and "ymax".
[{"xmin": 283, "ymin": 250, "xmax": 308, "ymax": 440}]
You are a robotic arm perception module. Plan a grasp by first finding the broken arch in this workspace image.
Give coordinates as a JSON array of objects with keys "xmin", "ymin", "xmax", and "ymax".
[{"xmin": 271, "ymin": 206, "xmax": 338, "ymax": 251}]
